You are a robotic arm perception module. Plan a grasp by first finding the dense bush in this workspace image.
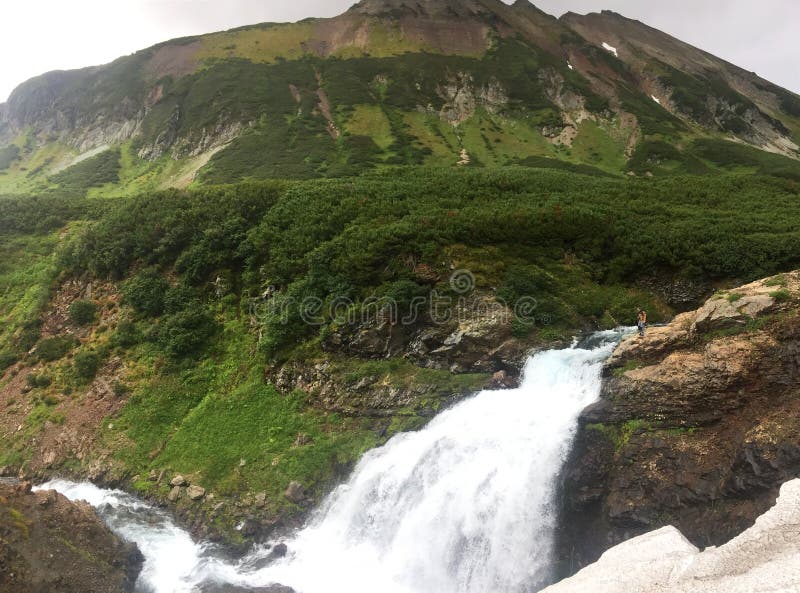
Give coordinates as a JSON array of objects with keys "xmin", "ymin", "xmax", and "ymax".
[
  {"xmin": 0, "ymin": 194, "xmax": 89, "ymax": 234},
  {"xmin": 154, "ymin": 309, "xmax": 216, "ymax": 359},
  {"xmin": 63, "ymin": 168, "xmax": 800, "ymax": 353},
  {"xmin": 122, "ymin": 269, "xmax": 170, "ymax": 317},
  {"xmin": 111, "ymin": 320, "xmax": 143, "ymax": 349},
  {"xmin": 26, "ymin": 373, "xmax": 52, "ymax": 388},
  {"xmin": 0, "ymin": 350, "xmax": 18, "ymax": 371},
  {"xmin": 74, "ymin": 350, "xmax": 102, "ymax": 380},
  {"xmin": 0, "ymin": 145, "xmax": 20, "ymax": 170},
  {"xmin": 36, "ymin": 336, "xmax": 77, "ymax": 362},
  {"xmin": 50, "ymin": 149, "xmax": 121, "ymax": 195},
  {"xmin": 69, "ymin": 300, "xmax": 97, "ymax": 325}
]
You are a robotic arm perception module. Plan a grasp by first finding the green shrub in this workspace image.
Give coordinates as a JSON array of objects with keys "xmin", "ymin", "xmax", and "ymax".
[
  {"xmin": 155, "ymin": 309, "xmax": 216, "ymax": 358},
  {"xmin": 123, "ymin": 269, "xmax": 170, "ymax": 317},
  {"xmin": 36, "ymin": 336, "xmax": 77, "ymax": 362},
  {"xmin": 50, "ymin": 149, "xmax": 121, "ymax": 195},
  {"xmin": 74, "ymin": 350, "xmax": 102, "ymax": 381},
  {"xmin": 164, "ymin": 284, "xmax": 201, "ymax": 314},
  {"xmin": 0, "ymin": 145, "xmax": 20, "ymax": 171},
  {"xmin": 69, "ymin": 300, "xmax": 97, "ymax": 325},
  {"xmin": 770, "ymin": 289, "xmax": 792, "ymax": 303},
  {"xmin": 765, "ymin": 275, "xmax": 787, "ymax": 288},
  {"xmin": 0, "ymin": 350, "xmax": 18, "ymax": 371},
  {"xmin": 112, "ymin": 381, "xmax": 131, "ymax": 397},
  {"xmin": 111, "ymin": 320, "xmax": 142, "ymax": 349},
  {"xmin": 26, "ymin": 373, "xmax": 52, "ymax": 388}
]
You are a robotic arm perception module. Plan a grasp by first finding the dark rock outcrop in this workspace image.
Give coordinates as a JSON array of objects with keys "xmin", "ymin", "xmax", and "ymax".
[
  {"xmin": 556, "ymin": 272, "xmax": 800, "ymax": 577},
  {"xmin": 0, "ymin": 481, "xmax": 143, "ymax": 593},
  {"xmin": 199, "ymin": 585, "xmax": 297, "ymax": 593}
]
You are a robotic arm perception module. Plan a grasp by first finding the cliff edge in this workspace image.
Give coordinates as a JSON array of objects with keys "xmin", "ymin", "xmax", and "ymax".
[{"xmin": 557, "ymin": 271, "xmax": 800, "ymax": 574}]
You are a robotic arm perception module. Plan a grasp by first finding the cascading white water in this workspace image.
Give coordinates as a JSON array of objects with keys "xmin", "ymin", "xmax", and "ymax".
[{"xmin": 41, "ymin": 330, "xmax": 626, "ymax": 593}]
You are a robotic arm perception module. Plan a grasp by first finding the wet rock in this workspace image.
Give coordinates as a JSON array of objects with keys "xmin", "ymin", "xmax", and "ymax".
[
  {"xmin": 491, "ymin": 370, "xmax": 518, "ymax": 389},
  {"xmin": 284, "ymin": 481, "xmax": 306, "ymax": 504},
  {"xmin": 269, "ymin": 543, "xmax": 288, "ymax": 559},
  {"xmin": 198, "ymin": 584, "xmax": 296, "ymax": 593}
]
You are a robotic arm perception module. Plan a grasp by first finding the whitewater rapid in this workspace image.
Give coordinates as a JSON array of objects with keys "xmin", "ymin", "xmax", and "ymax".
[{"xmin": 41, "ymin": 330, "xmax": 625, "ymax": 593}]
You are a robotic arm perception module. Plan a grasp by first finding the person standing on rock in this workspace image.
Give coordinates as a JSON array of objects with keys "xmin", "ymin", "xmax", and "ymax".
[{"xmin": 637, "ymin": 308, "xmax": 647, "ymax": 337}]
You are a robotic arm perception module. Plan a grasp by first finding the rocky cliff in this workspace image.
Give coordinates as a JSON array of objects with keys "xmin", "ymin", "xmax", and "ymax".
[
  {"xmin": 556, "ymin": 271, "xmax": 800, "ymax": 575},
  {"xmin": 0, "ymin": 480, "xmax": 143, "ymax": 593}
]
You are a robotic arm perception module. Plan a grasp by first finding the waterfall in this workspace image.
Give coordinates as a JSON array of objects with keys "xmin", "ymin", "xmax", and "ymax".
[{"xmin": 41, "ymin": 329, "xmax": 625, "ymax": 593}]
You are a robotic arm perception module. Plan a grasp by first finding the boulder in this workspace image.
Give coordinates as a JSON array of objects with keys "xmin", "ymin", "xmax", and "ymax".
[
  {"xmin": 187, "ymin": 485, "xmax": 206, "ymax": 501},
  {"xmin": 167, "ymin": 486, "xmax": 182, "ymax": 502},
  {"xmin": 0, "ymin": 483, "xmax": 143, "ymax": 592},
  {"xmin": 254, "ymin": 492, "xmax": 267, "ymax": 508},
  {"xmin": 170, "ymin": 474, "xmax": 187, "ymax": 487},
  {"xmin": 284, "ymin": 481, "xmax": 306, "ymax": 504}
]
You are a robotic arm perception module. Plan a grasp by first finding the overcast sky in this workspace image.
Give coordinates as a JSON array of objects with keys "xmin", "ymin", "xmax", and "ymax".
[{"xmin": 2, "ymin": 0, "xmax": 798, "ymax": 102}]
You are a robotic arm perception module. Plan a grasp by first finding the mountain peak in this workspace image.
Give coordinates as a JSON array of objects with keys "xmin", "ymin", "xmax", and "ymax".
[{"xmin": 346, "ymin": 0, "xmax": 498, "ymax": 18}]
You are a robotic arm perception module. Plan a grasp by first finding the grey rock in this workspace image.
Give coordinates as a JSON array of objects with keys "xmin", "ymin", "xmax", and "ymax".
[
  {"xmin": 167, "ymin": 486, "xmax": 182, "ymax": 503},
  {"xmin": 187, "ymin": 485, "xmax": 206, "ymax": 501},
  {"xmin": 170, "ymin": 475, "xmax": 187, "ymax": 487},
  {"xmin": 284, "ymin": 481, "xmax": 306, "ymax": 504}
]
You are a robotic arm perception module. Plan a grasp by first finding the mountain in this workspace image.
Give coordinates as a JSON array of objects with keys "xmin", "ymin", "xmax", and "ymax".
[{"xmin": 0, "ymin": 0, "xmax": 799, "ymax": 195}]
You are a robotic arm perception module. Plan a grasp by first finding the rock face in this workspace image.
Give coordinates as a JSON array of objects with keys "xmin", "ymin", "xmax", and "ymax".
[
  {"xmin": 556, "ymin": 272, "xmax": 800, "ymax": 575},
  {"xmin": 0, "ymin": 481, "xmax": 143, "ymax": 593},
  {"xmin": 269, "ymin": 292, "xmax": 534, "ymax": 416},
  {"xmin": 545, "ymin": 479, "xmax": 800, "ymax": 593}
]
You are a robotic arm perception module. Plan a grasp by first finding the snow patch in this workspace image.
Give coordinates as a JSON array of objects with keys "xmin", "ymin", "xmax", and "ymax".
[
  {"xmin": 543, "ymin": 479, "xmax": 800, "ymax": 593},
  {"xmin": 602, "ymin": 42, "xmax": 618, "ymax": 58},
  {"xmin": 651, "ymin": 95, "xmax": 661, "ymax": 105},
  {"xmin": 567, "ymin": 62, "xmax": 574, "ymax": 71}
]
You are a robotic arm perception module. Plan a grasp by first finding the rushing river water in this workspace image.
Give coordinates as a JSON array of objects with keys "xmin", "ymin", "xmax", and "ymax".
[{"xmin": 40, "ymin": 330, "xmax": 626, "ymax": 593}]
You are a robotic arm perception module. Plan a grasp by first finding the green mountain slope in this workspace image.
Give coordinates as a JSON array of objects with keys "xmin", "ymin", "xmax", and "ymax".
[{"xmin": 1, "ymin": 0, "xmax": 798, "ymax": 194}]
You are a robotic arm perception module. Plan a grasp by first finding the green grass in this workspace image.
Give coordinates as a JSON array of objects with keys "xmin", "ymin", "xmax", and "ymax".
[
  {"xmin": 770, "ymin": 289, "xmax": 792, "ymax": 303},
  {"xmin": 346, "ymin": 105, "xmax": 395, "ymax": 151},
  {"xmin": 101, "ymin": 316, "xmax": 386, "ymax": 514},
  {"xmin": 587, "ymin": 419, "xmax": 651, "ymax": 452},
  {"xmin": 0, "ymin": 232, "xmax": 60, "ymax": 358},
  {"xmin": 613, "ymin": 360, "xmax": 646, "ymax": 377},
  {"xmin": 765, "ymin": 274, "xmax": 788, "ymax": 288},
  {"xmin": 569, "ymin": 120, "xmax": 627, "ymax": 173}
]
